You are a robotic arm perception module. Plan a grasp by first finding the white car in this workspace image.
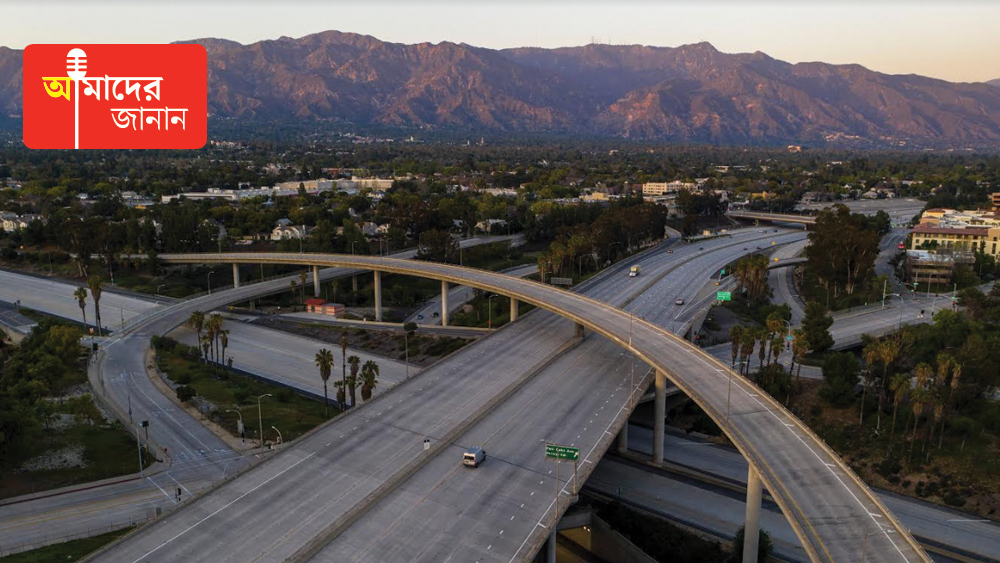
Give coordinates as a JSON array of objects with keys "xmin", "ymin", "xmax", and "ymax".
[{"xmin": 674, "ymin": 298, "xmax": 685, "ymax": 306}]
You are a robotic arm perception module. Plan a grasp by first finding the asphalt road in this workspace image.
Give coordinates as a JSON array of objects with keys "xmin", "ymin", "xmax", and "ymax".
[
  {"xmin": 404, "ymin": 263, "xmax": 538, "ymax": 325},
  {"xmin": 0, "ymin": 237, "xmax": 514, "ymax": 554},
  {"xmin": 146, "ymin": 245, "xmax": 927, "ymax": 562},
  {"xmin": 589, "ymin": 424, "xmax": 1000, "ymax": 563}
]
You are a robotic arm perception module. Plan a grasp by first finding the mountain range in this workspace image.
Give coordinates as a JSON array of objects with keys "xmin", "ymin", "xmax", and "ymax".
[{"xmin": 2, "ymin": 31, "xmax": 1000, "ymax": 147}]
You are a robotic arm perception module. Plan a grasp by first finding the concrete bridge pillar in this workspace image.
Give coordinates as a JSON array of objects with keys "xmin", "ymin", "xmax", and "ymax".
[
  {"xmin": 575, "ymin": 323, "xmax": 584, "ymax": 338},
  {"xmin": 232, "ymin": 264, "xmax": 240, "ymax": 288},
  {"xmin": 312, "ymin": 265, "xmax": 321, "ymax": 297},
  {"xmin": 743, "ymin": 465, "xmax": 763, "ymax": 563},
  {"xmin": 441, "ymin": 281, "xmax": 449, "ymax": 326},
  {"xmin": 374, "ymin": 270, "xmax": 382, "ymax": 322},
  {"xmin": 546, "ymin": 529, "xmax": 557, "ymax": 563},
  {"xmin": 510, "ymin": 298, "xmax": 519, "ymax": 322},
  {"xmin": 617, "ymin": 425, "xmax": 628, "ymax": 454},
  {"xmin": 653, "ymin": 369, "xmax": 666, "ymax": 465}
]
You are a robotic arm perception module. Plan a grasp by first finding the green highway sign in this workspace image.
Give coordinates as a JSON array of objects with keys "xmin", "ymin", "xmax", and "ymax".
[
  {"xmin": 545, "ymin": 444, "xmax": 580, "ymax": 461},
  {"xmin": 717, "ymin": 291, "xmax": 732, "ymax": 301}
]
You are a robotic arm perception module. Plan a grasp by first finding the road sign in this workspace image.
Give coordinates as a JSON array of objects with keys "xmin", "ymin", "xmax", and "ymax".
[
  {"xmin": 550, "ymin": 277, "xmax": 573, "ymax": 286},
  {"xmin": 716, "ymin": 291, "xmax": 732, "ymax": 301},
  {"xmin": 545, "ymin": 443, "xmax": 580, "ymax": 461}
]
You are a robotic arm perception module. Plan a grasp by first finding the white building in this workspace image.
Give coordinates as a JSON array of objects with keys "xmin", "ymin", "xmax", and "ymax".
[
  {"xmin": 2, "ymin": 214, "xmax": 44, "ymax": 232},
  {"xmin": 641, "ymin": 181, "xmax": 696, "ymax": 196}
]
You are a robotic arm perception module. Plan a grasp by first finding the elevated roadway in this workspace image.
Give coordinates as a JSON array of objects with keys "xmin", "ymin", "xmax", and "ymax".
[{"xmin": 84, "ymin": 248, "xmax": 930, "ymax": 563}]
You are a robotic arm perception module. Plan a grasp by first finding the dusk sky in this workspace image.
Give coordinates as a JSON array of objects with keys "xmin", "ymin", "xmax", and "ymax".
[{"xmin": 6, "ymin": 1, "xmax": 1000, "ymax": 83}]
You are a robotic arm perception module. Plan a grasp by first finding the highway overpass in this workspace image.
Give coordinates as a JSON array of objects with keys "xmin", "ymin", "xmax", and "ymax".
[
  {"xmin": 728, "ymin": 210, "xmax": 817, "ymax": 225},
  {"xmin": 88, "ymin": 250, "xmax": 931, "ymax": 563}
]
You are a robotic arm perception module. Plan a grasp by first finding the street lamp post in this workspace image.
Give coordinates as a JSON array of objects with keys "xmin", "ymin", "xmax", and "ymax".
[
  {"xmin": 157, "ymin": 284, "xmax": 166, "ymax": 295},
  {"xmin": 257, "ymin": 393, "xmax": 272, "ymax": 447},
  {"xmin": 488, "ymin": 294, "xmax": 498, "ymax": 330},
  {"xmin": 227, "ymin": 409, "xmax": 244, "ymax": 444},
  {"xmin": 208, "ymin": 271, "xmax": 215, "ymax": 295},
  {"xmin": 271, "ymin": 426, "xmax": 282, "ymax": 446}
]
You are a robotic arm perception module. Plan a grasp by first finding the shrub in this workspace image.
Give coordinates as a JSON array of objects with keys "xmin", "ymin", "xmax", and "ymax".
[{"xmin": 176, "ymin": 385, "xmax": 197, "ymax": 402}]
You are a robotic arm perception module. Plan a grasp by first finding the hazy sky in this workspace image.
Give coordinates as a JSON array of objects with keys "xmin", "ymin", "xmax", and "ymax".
[{"xmin": 5, "ymin": 1, "xmax": 1000, "ymax": 83}]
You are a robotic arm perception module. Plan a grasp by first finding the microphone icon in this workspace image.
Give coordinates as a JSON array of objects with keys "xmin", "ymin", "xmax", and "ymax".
[
  {"xmin": 66, "ymin": 48, "xmax": 87, "ymax": 149},
  {"xmin": 66, "ymin": 48, "xmax": 87, "ymax": 81}
]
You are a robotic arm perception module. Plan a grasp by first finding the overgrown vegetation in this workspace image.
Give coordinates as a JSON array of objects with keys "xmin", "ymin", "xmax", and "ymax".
[
  {"xmin": 0, "ymin": 320, "xmax": 151, "ymax": 498},
  {"xmin": 152, "ymin": 336, "xmax": 336, "ymax": 443},
  {"xmin": 0, "ymin": 528, "xmax": 130, "ymax": 563},
  {"xmin": 597, "ymin": 501, "xmax": 728, "ymax": 563}
]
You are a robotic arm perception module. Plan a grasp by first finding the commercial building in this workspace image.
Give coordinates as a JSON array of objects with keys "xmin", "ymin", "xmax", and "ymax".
[
  {"xmin": 641, "ymin": 180, "xmax": 696, "ymax": 196},
  {"xmin": 303, "ymin": 299, "xmax": 346, "ymax": 316},
  {"xmin": 911, "ymin": 208, "xmax": 1000, "ymax": 258},
  {"xmin": 992, "ymin": 193, "xmax": 1000, "ymax": 210},
  {"xmin": 905, "ymin": 250, "xmax": 975, "ymax": 285}
]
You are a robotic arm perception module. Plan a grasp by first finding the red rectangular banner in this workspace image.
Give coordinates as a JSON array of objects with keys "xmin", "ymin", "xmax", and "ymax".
[{"xmin": 22, "ymin": 44, "xmax": 207, "ymax": 149}]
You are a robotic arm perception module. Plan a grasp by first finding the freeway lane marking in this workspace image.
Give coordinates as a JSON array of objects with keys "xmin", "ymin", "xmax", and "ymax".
[
  {"xmin": 130, "ymin": 452, "xmax": 315, "ymax": 563},
  {"xmin": 947, "ymin": 518, "xmax": 991, "ymax": 523}
]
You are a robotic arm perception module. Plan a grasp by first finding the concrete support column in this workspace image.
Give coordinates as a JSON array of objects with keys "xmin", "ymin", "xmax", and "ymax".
[
  {"xmin": 575, "ymin": 323, "xmax": 584, "ymax": 338},
  {"xmin": 312, "ymin": 265, "xmax": 321, "ymax": 297},
  {"xmin": 546, "ymin": 529, "xmax": 557, "ymax": 563},
  {"xmin": 373, "ymin": 270, "xmax": 382, "ymax": 322},
  {"xmin": 510, "ymin": 298, "xmax": 519, "ymax": 322},
  {"xmin": 441, "ymin": 281, "xmax": 449, "ymax": 327},
  {"xmin": 617, "ymin": 424, "xmax": 628, "ymax": 454},
  {"xmin": 653, "ymin": 369, "xmax": 666, "ymax": 465},
  {"xmin": 232, "ymin": 264, "xmax": 240, "ymax": 288},
  {"xmin": 743, "ymin": 465, "xmax": 763, "ymax": 563}
]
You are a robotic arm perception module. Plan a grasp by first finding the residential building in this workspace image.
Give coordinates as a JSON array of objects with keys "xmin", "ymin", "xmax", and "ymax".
[
  {"xmin": 476, "ymin": 219, "xmax": 508, "ymax": 233},
  {"xmin": 271, "ymin": 224, "xmax": 314, "ymax": 241},
  {"xmin": 992, "ymin": 192, "xmax": 1000, "ymax": 210},
  {"xmin": 2, "ymin": 214, "xmax": 45, "ymax": 232},
  {"xmin": 910, "ymin": 223, "xmax": 1000, "ymax": 257}
]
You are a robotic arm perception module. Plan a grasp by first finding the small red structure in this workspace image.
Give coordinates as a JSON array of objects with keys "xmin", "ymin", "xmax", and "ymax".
[{"xmin": 304, "ymin": 299, "xmax": 345, "ymax": 317}]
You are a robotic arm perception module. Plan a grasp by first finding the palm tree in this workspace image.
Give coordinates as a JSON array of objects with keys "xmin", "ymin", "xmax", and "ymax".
[
  {"xmin": 73, "ymin": 287, "xmax": 89, "ymax": 329},
  {"xmin": 889, "ymin": 372, "xmax": 910, "ymax": 440},
  {"xmin": 929, "ymin": 398, "xmax": 945, "ymax": 452},
  {"xmin": 220, "ymin": 329, "xmax": 230, "ymax": 370},
  {"xmin": 290, "ymin": 279, "xmax": 298, "ymax": 306},
  {"xmin": 348, "ymin": 355, "xmax": 361, "ymax": 407},
  {"xmin": 728, "ymin": 326, "xmax": 743, "ymax": 370},
  {"xmin": 87, "ymin": 275, "xmax": 103, "ymax": 337},
  {"xmin": 360, "ymin": 359, "xmax": 379, "ymax": 401},
  {"xmin": 340, "ymin": 333, "xmax": 349, "ymax": 405},
  {"xmin": 740, "ymin": 337, "xmax": 755, "ymax": 375},
  {"xmin": 188, "ymin": 311, "xmax": 206, "ymax": 361},
  {"xmin": 790, "ymin": 329, "xmax": 809, "ymax": 389},
  {"xmin": 333, "ymin": 379, "xmax": 346, "ymax": 405},
  {"xmin": 861, "ymin": 340, "xmax": 882, "ymax": 425},
  {"xmin": 201, "ymin": 335, "xmax": 211, "ymax": 364},
  {"xmin": 875, "ymin": 339, "xmax": 900, "ymax": 430},
  {"xmin": 208, "ymin": 314, "xmax": 224, "ymax": 365},
  {"xmin": 315, "ymin": 348, "xmax": 334, "ymax": 415}
]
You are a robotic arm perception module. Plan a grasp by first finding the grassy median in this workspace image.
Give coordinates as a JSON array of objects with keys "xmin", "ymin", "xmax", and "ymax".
[
  {"xmin": 152, "ymin": 336, "xmax": 337, "ymax": 444},
  {"xmin": 0, "ymin": 529, "xmax": 130, "ymax": 563}
]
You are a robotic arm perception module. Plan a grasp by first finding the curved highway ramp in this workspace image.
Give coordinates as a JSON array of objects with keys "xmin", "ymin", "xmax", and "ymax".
[{"xmin": 82, "ymin": 252, "xmax": 929, "ymax": 563}]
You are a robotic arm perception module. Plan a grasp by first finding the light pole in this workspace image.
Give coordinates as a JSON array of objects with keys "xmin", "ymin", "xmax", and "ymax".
[
  {"xmin": 227, "ymin": 408, "xmax": 244, "ymax": 444},
  {"xmin": 488, "ymin": 294, "xmax": 498, "ymax": 330},
  {"xmin": 351, "ymin": 241, "xmax": 358, "ymax": 255},
  {"xmin": 629, "ymin": 311, "xmax": 635, "ymax": 409},
  {"xmin": 257, "ymin": 393, "xmax": 272, "ymax": 447},
  {"xmin": 157, "ymin": 284, "xmax": 166, "ymax": 295},
  {"xmin": 135, "ymin": 423, "xmax": 144, "ymax": 476},
  {"xmin": 208, "ymin": 270, "xmax": 215, "ymax": 295},
  {"xmin": 271, "ymin": 426, "xmax": 282, "ymax": 446}
]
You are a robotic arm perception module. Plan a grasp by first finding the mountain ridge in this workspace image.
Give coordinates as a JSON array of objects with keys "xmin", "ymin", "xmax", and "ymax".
[{"xmin": 2, "ymin": 31, "xmax": 1000, "ymax": 146}]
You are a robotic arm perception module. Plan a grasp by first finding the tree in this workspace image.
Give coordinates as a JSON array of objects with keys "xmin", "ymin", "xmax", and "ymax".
[
  {"xmin": 299, "ymin": 270, "xmax": 308, "ymax": 302},
  {"xmin": 73, "ymin": 287, "xmax": 88, "ymax": 330},
  {"xmin": 790, "ymin": 329, "xmax": 810, "ymax": 389},
  {"xmin": 220, "ymin": 329, "xmax": 230, "ymax": 370},
  {"xmin": 87, "ymin": 275, "xmax": 103, "ymax": 337},
  {"xmin": 348, "ymin": 355, "xmax": 361, "ymax": 407},
  {"xmin": 889, "ymin": 372, "xmax": 910, "ymax": 441},
  {"xmin": 187, "ymin": 311, "xmax": 206, "ymax": 361},
  {"xmin": 315, "ymin": 348, "xmax": 334, "ymax": 415},
  {"xmin": 340, "ymin": 333, "xmax": 349, "ymax": 408},
  {"xmin": 802, "ymin": 301, "xmax": 834, "ymax": 353},
  {"xmin": 729, "ymin": 325, "xmax": 744, "ymax": 370},
  {"xmin": 208, "ymin": 314, "xmax": 224, "ymax": 365},
  {"xmin": 805, "ymin": 204, "xmax": 881, "ymax": 297},
  {"xmin": 731, "ymin": 525, "xmax": 773, "ymax": 563},
  {"xmin": 734, "ymin": 254, "xmax": 770, "ymax": 305},
  {"xmin": 819, "ymin": 352, "xmax": 860, "ymax": 407},
  {"xmin": 360, "ymin": 359, "xmax": 379, "ymax": 401}
]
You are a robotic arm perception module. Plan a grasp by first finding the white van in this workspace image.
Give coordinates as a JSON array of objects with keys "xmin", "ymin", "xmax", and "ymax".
[{"xmin": 463, "ymin": 447, "xmax": 486, "ymax": 468}]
